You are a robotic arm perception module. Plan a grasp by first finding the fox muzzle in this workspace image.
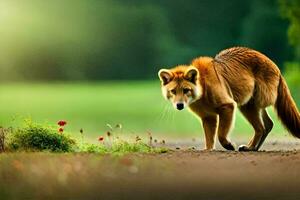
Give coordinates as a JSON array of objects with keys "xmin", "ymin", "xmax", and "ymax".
[{"xmin": 176, "ymin": 103, "xmax": 184, "ymax": 110}]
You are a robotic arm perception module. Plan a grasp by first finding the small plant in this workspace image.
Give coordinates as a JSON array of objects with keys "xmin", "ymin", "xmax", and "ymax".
[
  {"xmin": 148, "ymin": 131, "xmax": 153, "ymax": 146},
  {"xmin": 80, "ymin": 128, "xmax": 84, "ymax": 144},
  {"xmin": 106, "ymin": 123, "xmax": 123, "ymax": 139},
  {"xmin": 6, "ymin": 120, "xmax": 76, "ymax": 152},
  {"xmin": 0, "ymin": 127, "xmax": 11, "ymax": 152},
  {"xmin": 0, "ymin": 127, "xmax": 5, "ymax": 152},
  {"xmin": 135, "ymin": 136, "xmax": 141, "ymax": 142}
]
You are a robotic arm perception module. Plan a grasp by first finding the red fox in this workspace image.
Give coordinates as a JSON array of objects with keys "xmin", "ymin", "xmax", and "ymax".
[{"xmin": 158, "ymin": 47, "xmax": 300, "ymax": 151}]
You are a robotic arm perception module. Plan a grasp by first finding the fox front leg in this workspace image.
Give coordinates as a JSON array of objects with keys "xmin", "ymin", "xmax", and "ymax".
[
  {"xmin": 189, "ymin": 103, "xmax": 218, "ymax": 150},
  {"xmin": 216, "ymin": 103, "xmax": 236, "ymax": 151},
  {"xmin": 201, "ymin": 115, "xmax": 218, "ymax": 150}
]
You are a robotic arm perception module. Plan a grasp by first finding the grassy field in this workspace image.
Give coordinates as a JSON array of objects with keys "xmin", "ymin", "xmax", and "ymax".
[{"xmin": 0, "ymin": 81, "xmax": 286, "ymax": 141}]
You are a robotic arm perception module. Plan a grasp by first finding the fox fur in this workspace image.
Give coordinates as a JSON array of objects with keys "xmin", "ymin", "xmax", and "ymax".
[{"xmin": 158, "ymin": 47, "xmax": 300, "ymax": 151}]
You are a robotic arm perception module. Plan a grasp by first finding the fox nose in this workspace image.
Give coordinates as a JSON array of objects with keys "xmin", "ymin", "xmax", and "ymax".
[{"xmin": 176, "ymin": 103, "xmax": 184, "ymax": 110}]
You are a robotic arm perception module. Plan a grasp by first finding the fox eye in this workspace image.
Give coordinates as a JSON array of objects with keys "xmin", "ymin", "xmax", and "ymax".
[
  {"xmin": 183, "ymin": 88, "xmax": 190, "ymax": 94},
  {"xmin": 170, "ymin": 89, "xmax": 176, "ymax": 95}
]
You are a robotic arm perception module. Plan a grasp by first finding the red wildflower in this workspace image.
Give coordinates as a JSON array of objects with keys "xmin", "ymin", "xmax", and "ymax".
[
  {"xmin": 98, "ymin": 136, "xmax": 104, "ymax": 142},
  {"xmin": 58, "ymin": 128, "xmax": 64, "ymax": 133},
  {"xmin": 57, "ymin": 120, "xmax": 67, "ymax": 126}
]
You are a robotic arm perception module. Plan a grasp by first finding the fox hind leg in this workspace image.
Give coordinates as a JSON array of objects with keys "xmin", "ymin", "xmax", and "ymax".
[
  {"xmin": 238, "ymin": 104, "xmax": 266, "ymax": 151},
  {"xmin": 256, "ymin": 109, "xmax": 273, "ymax": 149}
]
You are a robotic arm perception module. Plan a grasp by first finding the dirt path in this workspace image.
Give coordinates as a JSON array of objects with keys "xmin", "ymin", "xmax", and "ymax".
[
  {"xmin": 161, "ymin": 137, "xmax": 300, "ymax": 151},
  {"xmin": 1, "ymin": 141, "xmax": 300, "ymax": 200}
]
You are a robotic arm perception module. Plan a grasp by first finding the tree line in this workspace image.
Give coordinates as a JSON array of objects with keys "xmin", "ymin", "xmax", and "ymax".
[{"xmin": 0, "ymin": 0, "xmax": 298, "ymax": 81}]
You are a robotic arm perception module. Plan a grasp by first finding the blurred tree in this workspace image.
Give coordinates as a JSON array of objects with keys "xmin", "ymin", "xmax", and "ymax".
[
  {"xmin": 279, "ymin": 0, "xmax": 300, "ymax": 105},
  {"xmin": 0, "ymin": 0, "xmax": 295, "ymax": 81},
  {"xmin": 116, "ymin": 0, "xmax": 252, "ymax": 68},
  {"xmin": 82, "ymin": 3, "xmax": 177, "ymax": 80},
  {"xmin": 239, "ymin": 0, "xmax": 293, "ymax": 68},
  {"xmin": 280, "ymin": 0, "xmax": 300, "ymax": 61},
  {"xmin": 157, "ymin": 0, "xmax": 251, "ymax": 55}
]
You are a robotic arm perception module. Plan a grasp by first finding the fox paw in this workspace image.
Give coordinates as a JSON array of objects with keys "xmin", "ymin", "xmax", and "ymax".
[
  {"xmin": 222, "ymin": 143, "xmax": 236, "ymax": 151},
  {"xmin": 238, "ymin": 145, "xmax": 257, "ymax": 152}
]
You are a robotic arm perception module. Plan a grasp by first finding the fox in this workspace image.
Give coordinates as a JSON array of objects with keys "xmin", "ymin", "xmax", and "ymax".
[{"xmin": 158, "ymin": 47, "xmax": 300, "ymax": 151}]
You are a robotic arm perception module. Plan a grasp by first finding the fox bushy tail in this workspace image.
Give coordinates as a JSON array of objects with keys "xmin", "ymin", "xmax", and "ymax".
[{"xmin": 275, "ymin": 75, "xmax": 300, "ymax": 137}]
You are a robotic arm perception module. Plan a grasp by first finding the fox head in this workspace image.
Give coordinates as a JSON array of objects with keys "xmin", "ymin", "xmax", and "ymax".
[{"xmin": 158, "ymin": 65, "xmax": 203, "ymax": 110}]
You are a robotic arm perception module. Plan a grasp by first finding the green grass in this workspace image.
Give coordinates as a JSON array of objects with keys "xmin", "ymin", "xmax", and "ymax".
[
  {"xmin": 77, "ymin": 142, "xmax": 168, "ymax": 154},
  {"xmin": 1, "ymin": 120, "xmax": 169, "ymax": 154},
  {"xmin": 0, "ymin": 81, "xmax": 287, "ymax": 140}
]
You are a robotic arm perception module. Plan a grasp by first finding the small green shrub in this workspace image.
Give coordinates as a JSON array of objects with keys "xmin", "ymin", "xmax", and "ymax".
[{"xmin": 6, "ymin": 121, "xmax": 76, "ymax": 152}]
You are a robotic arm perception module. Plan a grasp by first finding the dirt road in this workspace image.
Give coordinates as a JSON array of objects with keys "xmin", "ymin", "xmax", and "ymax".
[{"xmin": 1, "ymin": 140, "xmax": 300, "ymax": 200}]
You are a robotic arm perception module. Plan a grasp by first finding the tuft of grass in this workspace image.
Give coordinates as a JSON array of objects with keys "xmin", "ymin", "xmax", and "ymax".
[
  {"xmin": 77, "ymin": 141, "xmax": 169, "ymax": 155},
  {"xmin": 77, "ymin": 143, "xmax": 108, "ymax": 153},
  {"xmin": 111, "ymin": 140, "xmax": 168, "ymax": 154},
  {"xmin": 6, "ymin": 120, "xmax": 76, "ymax": 152}
]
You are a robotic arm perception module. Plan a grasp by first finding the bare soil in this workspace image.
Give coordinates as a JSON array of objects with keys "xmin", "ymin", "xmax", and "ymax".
[{"xmin": 1, "ymin": 140, "xmax": 300, "ymax": 200}]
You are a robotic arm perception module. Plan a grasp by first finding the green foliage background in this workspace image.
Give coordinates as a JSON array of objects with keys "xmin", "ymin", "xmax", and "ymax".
[
  {"xmin": 280, "ymin": 0, "xmax": 300, "ymax": 105},
  {"xmin": 0, "ymin": 0, "xmax": 297, "ymax": 81}
]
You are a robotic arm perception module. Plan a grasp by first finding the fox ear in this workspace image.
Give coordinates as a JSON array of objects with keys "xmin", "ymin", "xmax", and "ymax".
[
  {"xmin": 158, "ymin": 69, "xmax": 173, "ymax": 85},
  {"xmin": 184, "ymin": 66, "xmax": 198, "ymax": 84}
]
